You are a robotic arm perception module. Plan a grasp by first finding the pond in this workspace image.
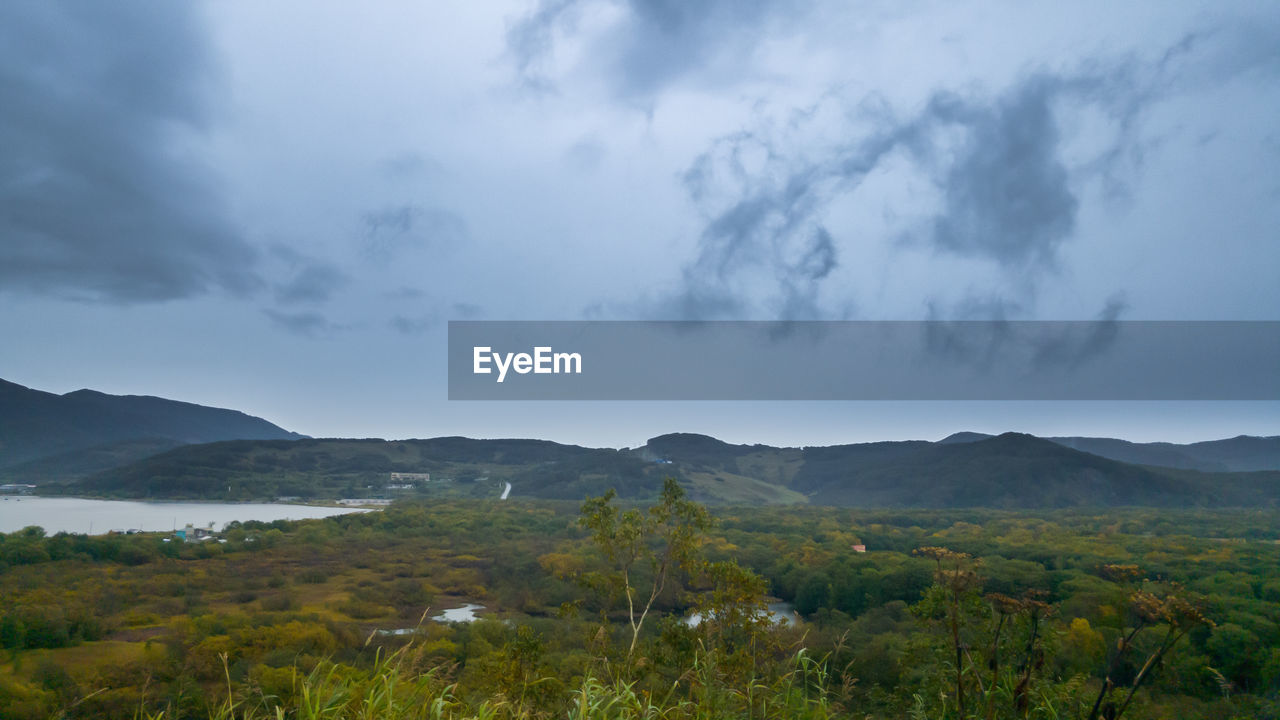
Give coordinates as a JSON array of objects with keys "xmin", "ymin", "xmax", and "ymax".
[
  {"xmin": 433, "ymin": 603, "xmax": 485, "ymax": 623},
  {"xmin": 684, "ymin": 601, "xmax": 798, "ymax": 628},
  {"xmin": 377, "ymin": 603, "xmax": 487, "ymax": 635}
]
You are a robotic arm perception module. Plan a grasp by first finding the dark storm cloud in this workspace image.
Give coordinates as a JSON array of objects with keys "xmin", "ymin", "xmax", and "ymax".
[
  {"xmin": 359, "ymin": 204, "xmax": 468, "ymax": 260},
  {"xmin": 669, "ymin": 66, "xmax": 1148, "ymax": 320},
  {"xmin": 508, "ymin": 0, "xmax": 796, "ymax": 97},
  {"xmin": 0, "ymin": 2, "xmax": 259, "ymax": 303},
  {"xmin": 925, "ymin": 78, "xmax": 1080, "ymax": 269}
]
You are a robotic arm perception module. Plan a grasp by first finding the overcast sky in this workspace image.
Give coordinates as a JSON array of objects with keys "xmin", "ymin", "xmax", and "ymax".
[{"xmin": 2, "ymin": 1, "xmax": 1277, "ymax": 447}]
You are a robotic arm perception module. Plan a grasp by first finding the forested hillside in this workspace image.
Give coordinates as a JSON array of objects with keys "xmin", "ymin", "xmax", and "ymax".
[{"xmin": 63, "ymin": 432, "xmax": 1280, "ymax": 508}]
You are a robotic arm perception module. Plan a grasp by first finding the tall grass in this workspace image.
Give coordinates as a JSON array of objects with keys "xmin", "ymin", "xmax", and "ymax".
[{"xmin": 130, "ymin": 643, "xmax": 849, "ymax": 720}]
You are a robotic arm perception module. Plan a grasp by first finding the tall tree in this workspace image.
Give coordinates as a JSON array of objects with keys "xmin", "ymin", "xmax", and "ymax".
[{"xmin": 579, "ymin": 478, "xmax": 713, "ymax": 665}]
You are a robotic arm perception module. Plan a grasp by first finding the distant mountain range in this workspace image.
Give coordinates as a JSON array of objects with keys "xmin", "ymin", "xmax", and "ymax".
[
  {"xmin": 47, "ymin": 431, "xmax": 1280, "ymax": 509},
  {"xmin": 3, "ymin": 378, "xmax": 1277, "ymax": 508},
  {"xmin": 643, "ymin": 432, "xmax": 1280, "ymax": 508},
  {"xmin": 0, "ymin": 378, "xmax": 304, "ymax": 478},
  {"xmin": 939, "ymin": 431, "xmax": 1280, "ymax": 472}
]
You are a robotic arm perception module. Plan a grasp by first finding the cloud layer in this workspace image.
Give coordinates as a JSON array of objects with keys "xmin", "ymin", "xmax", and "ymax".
[{"xmin": 0, "ymin": 2, "xmax": 256, "ymax": 303}]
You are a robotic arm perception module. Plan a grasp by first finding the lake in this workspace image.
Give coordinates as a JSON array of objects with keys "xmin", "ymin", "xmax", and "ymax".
[{"xmin": 0, "ymin": 496, "xmax": 369, "ymax": 535}]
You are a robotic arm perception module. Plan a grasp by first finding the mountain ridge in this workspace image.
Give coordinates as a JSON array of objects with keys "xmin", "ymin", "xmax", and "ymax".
[
  {"xmin": 0, "ymin": 378, "xmax": 305, "ymax": 470},
  {"xmin": 4, "ymin": 378, "xmax": 1277, "ymax": 507}
]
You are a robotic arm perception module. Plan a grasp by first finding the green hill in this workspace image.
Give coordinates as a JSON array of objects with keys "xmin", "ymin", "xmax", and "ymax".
[{"xmin": 65, "ymin": 432, "xmax": 1280, "ymax": 508}]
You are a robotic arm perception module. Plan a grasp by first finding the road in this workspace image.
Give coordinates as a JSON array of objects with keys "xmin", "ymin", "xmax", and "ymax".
[{"xmin": 500, "ymin": 482, "xmax": 511, "ymax": 500}]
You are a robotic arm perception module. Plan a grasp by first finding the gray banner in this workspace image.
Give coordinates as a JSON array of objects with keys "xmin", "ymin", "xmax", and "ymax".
[{"xmin": 447, "ymin": 321, "xmax": 1280, "ymax": 400}]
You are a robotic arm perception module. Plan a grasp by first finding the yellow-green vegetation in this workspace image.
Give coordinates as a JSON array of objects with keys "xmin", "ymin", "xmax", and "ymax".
[
  {"xmin": 2, "ymin": 489, "xmax": 1278, "ymax": 719},
  {"xmin": 680, "ymin": 469, "xmax": 809, "ymax": 506}
]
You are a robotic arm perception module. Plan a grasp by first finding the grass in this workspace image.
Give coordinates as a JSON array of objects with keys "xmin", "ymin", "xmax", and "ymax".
[
  {"xmin": 127, "ymin": 644, "xmax": 851, "ymax": 720},
  {"xmin": 1, "ymin": 641, "xmax": 162, "ymax": 681},
  {"xmin": 682, "ymin": 470, "xmax": 809, "ymax": 506}
]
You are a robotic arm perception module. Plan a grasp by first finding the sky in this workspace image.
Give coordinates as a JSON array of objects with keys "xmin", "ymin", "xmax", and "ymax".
[{"xmin": 1, "ymin": 1, "xmax": 1278, "ymax": 448}]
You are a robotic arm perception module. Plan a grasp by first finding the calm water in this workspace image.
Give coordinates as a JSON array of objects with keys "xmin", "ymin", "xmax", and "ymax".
[
  {"xmin": 684, "ymin": 601, "xmax": 798, "ymax": 627},
  {"xmin": 0, "ymin": 497, "xmax": 369, "ymax": 535},
  {"xmin": 433, "ymin": 603, "xmax": 485, "ymax": 623},
  {"xmin": 377, "ymin": 604, "xmax": 487, "ymax": 635}
]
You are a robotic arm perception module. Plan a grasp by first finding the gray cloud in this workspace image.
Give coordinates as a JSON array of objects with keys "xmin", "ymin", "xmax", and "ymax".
[
  {"xmin": 263, "ymin": 309, "xmax": 345, "ymax": 338},
  {"xmin": 387, "ymin": 286, "xmax": 427, "ymax": 301},
  {"xmin": 378, "ymin": 152, "xmax": 442, "ymax": 181},
  {"xmin": 452, "ymin": 302, "xmax": 483, "ymax": 319},
  {"xmin": 506, "ymin": 0, "xmax": 578, "ymax": 93},
  {"xmin": 390, "ymin": 315, "xmax": 432, "ymax": 335},
  {"xmin": 667, "ymin": 64, "xmax": 1151, "ymax": 320},
  {"xmin": 926, "ymin": 78, "xmax": 1080, "ymax": 269},
  {"xmin": 1029, "ymin": 295, "xmax": 1128, "ymax": 370},
  {"xmin": 508, "ymin": 0, "xmax": 799, "ymax": 98},
  {"xmin": 0, "ymin": 3, "xmax": 259, "ymax": 303},
  {"xmin": 268, "ymin": 245, "xmax": 347, "ymax": 305},
  {"xmin": 360, "ymin": 204, "xmax": 467, "ymax": 260},
  {"xmin": 390, "ymin": 302, "xmax": 483, "ymax": 335},
  {"xmin": 274, "ymin": 263, "xmax": 347, "ymax": 305},
  {"xmin": 564, "ymin": 138, "xmax": 606, "ymax": 172},
  {"xmin": 919, "ymin": 295, "xmax": 1129, "ymax": 376},
  {"xmin": 774, "ymin": 226, "xmax": 842, "ymax": 321}
]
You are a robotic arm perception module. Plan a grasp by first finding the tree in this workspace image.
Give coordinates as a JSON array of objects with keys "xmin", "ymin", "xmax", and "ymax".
[{"xmin": 579, "ymin": 478, "xmax": 713, "ymax": 666}]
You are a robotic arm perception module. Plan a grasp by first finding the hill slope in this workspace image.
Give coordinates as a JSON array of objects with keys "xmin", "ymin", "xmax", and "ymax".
[{"xmin": 0, "ymin": 379, "xmax": 304, "ymax": 471}]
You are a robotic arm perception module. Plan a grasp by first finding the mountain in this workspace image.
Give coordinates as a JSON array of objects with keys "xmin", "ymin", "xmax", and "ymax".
[
  {"xmin": 70, "ymin": 431, "xmax": 1280, "ymax": 508},
  {"xmin": 0, "ymin": 379, "xmax": 304, "ymax": 473},
  {"xmin": 939, "ymin": 431, "xmax": 1280, "ymax": 472}
]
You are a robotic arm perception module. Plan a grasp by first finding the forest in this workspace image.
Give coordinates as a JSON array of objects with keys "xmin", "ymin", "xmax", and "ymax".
[{"xmin": 1, "ymin": 481, "xmax": 1278, "ymax": 719}]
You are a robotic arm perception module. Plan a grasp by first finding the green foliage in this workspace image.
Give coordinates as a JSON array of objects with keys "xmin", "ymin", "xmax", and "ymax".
[
  {"xmin": 578, "ymin": 478, "xmax": 714, "ymax": 664},
  {"xmin": 1, "ymin": 502, "xmax": 1278, "ymax": 719}
]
